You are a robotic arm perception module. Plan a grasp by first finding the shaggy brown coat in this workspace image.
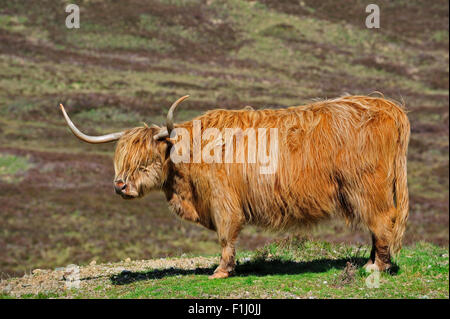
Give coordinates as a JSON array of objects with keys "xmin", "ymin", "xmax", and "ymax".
[{"xmin": 113, "ymin": 95, "xmax": 410, "ymax": 278}]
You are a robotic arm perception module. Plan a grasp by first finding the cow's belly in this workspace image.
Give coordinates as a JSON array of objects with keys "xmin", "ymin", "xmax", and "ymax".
[{"xmin": 241, "ymin": 191, "xmax": 338, "ymax": 230}]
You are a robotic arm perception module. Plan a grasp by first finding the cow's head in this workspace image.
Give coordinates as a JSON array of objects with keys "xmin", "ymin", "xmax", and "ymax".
[{"xmin": 59, "ymin": 96, "xmax": 189, "ymax": 199}]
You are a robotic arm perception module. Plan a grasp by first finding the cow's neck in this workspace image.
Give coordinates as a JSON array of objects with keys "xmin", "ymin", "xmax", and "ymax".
[{"xmin": 162, "ymin": 164, "xmax": 215, "ymax": 231}]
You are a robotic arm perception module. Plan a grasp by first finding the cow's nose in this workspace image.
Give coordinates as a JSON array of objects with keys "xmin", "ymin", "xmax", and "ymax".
[{"xmin": 114, "ymin": 180, "xmax": 127, "ymax": 194}]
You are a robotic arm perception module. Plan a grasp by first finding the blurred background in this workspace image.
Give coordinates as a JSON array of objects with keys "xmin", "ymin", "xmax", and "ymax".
[{"xmin": 0, "ymin": 0, "xmax": 448, "ymax": 278}]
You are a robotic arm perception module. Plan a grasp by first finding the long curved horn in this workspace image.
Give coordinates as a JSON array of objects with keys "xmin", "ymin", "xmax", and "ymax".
[
  {"xmin": 166, "ymin": 95, "xmax": 189, "ymax": 134},
  {"xmin": 59, "ymin": 104, "xmax": 124, "ymax": 144},
  {"xmin": 153, "ymin": 95, "xmax": 189, "ymax": 140}
]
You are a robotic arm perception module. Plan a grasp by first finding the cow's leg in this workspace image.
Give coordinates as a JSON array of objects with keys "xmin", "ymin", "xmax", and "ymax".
[
  {"xmin": 354, "ymin": 170, "xmax": 396, "ymax": 272},
  {"xmin": 209, "ymin": 217, "xmax": 243, "ymax": 279},
  {"xmin": 364, "ymin": 234, "xmax": 377, "ymax": 269},
  {"xmin": 365, "ymin": 208, "xmax": 395, "ymax": 272}
]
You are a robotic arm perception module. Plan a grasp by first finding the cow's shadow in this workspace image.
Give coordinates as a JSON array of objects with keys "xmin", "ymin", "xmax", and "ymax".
[{"xmin": 110, "ymin": 256, "xmax": 396, "ymax": 285}]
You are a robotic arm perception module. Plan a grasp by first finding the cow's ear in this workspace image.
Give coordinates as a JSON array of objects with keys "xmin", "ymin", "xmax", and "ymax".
[
  {"xmin": 155, "ymin": 138, "xmax": 171, "ymax": 156},
  {"xmin": 153, "ymin": 128, "xmax": 169, "ymax": 140},
  {"xmin": 153, "ymin": 135, "xmax": 176, "ymax": 145}
]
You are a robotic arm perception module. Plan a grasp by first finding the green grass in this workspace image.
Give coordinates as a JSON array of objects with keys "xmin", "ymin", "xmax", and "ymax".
[
  {"xmin": 66, "ymin": 33, "xmax": 174, "ymax": 52},
  {"xmin": 431, "ymin": 30, "xmax": 449, "ymax": 44},
  {"xmin": 90, "ymin": 241, "xmax": 450, "ymax": 299},
  {"xmin": 2, "ymin": 239, "xmax": 447, "ymax": 299},
  {"xmin": 73, "ymin": 108, "xmax": 141, "ymax": 124},
  {"xmin": 0, "ymin": 154, "xmax": 32, "ymax": 182},
  {"xmin": 0, "ymin": 14, "xmax": 27, "ymax": 31}
]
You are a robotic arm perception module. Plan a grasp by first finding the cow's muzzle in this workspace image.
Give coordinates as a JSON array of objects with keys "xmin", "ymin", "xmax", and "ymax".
[{"xmin": 114, "ymin": 180, "xmax": 127, "ymax": 195}]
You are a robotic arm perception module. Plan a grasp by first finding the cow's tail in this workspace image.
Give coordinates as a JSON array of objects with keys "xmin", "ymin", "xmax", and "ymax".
[{"xmin": 390, "ymin": 108, "xmax": 410, "ymax": 256}]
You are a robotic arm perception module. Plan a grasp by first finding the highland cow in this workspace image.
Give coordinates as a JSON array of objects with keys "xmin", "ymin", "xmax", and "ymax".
[{"xmin": 60, "ymin": 95, "xmax": 410, "ymax": 278}]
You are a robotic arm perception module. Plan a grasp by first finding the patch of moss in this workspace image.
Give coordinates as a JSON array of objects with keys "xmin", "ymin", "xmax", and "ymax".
[{"xmin": 0, "ymin": 154, "xmax": 32, "ymax": 183}]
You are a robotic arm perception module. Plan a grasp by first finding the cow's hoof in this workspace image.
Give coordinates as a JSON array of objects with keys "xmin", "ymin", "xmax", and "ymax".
[
  {"xmin": 378, "ymin": 262, "xmax": 392, "ymax": 272},
  {"xmin": 208, "ymin": 270, "xmax": 230, "ymax": 279},
  {"xmin": 364, "ymin": 260, "xmax": 392, "ymax": 273}
]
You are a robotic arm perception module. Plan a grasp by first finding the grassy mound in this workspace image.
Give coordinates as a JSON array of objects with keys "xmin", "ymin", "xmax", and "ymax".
[{"xmin": 1, "ymin": 239, "xmax": 448, "ymax": 299}]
